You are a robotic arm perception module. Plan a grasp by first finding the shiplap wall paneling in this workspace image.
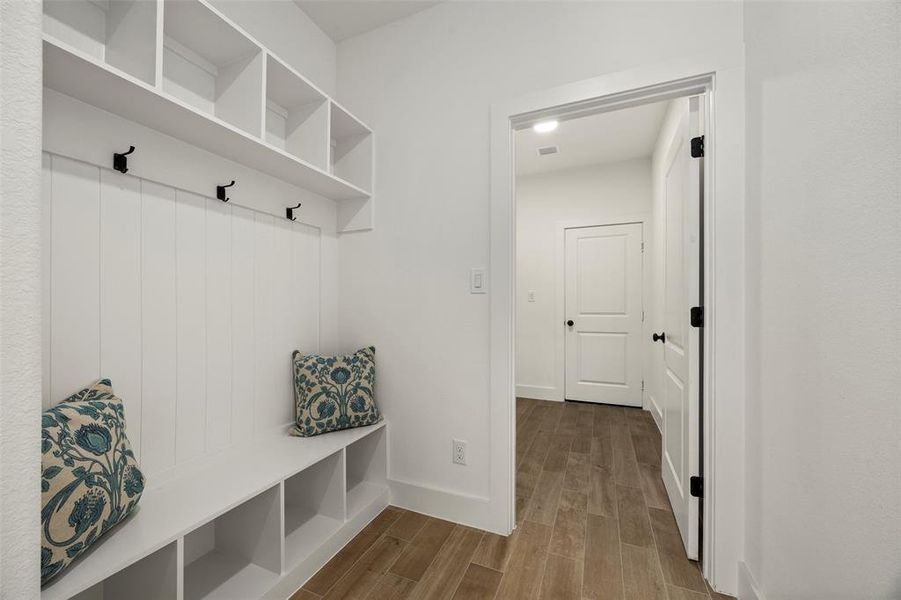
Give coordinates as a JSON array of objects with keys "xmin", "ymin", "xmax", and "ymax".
[
  {"xmin": 44, "ymin": 154, "xmax": 325, "ymax": 483},
  {"xmin": 205, "ymin": 199, "xmax": 233, "ymax": 451},
  {"xmin": 293, "ymin": 221, "xmax": 321, "ymax": 355},
  {"xmin": 42, "ymin": 154, "xmax": 53, "ymax": 409},
  {"xmin": 271, "ymin": 219, "xmax": 296, "ymax": 430},
  {"xmin": 49, "ymin": 155, "xmax": 101, "ymax": 404},
  {"xmin": 175, "ymin": 190, "xmax": 208, "ymax": 464},
  {"xmin": 230, "ymin": 206, "xmax": 256, "ymax": 446},
  {"xmin": 253, "ymin": 213, "xmax": 278, "ymax": 435},
  {"xmin": 99, "ymin": 169, "xmax": 143, "ymax": 459},
  {"xmin": 141, "ymin": 180, "xmax": 178, "ymax": 475}
]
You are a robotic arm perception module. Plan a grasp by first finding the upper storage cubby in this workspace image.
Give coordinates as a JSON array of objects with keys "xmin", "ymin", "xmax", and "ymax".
[
  {"xmin": 330, "ymin": 101, "xmax": 373, "ymax": 193},
  {"xmin": 43, "ymin": 0, "xmax": 157, "ymax": 85},
  {"xmin": 43, "ymin": 0, "xmax": 374, "ymax": 230},
  {"xmin": 163, "ymin": 0, "xmax": 263, "ymax": 137},
  {"xmin": 265, "ymin": 54, "xmax": 329, "ymax": 170}
]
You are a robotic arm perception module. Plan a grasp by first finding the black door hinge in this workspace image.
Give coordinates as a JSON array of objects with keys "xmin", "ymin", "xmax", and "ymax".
[
  {"xmin": 690, "ymin": 306, "xmax": 704, "ymax": 328},
  {"xmin": 690, "ymin": 135, "xmax": 705, "ymax": 158},
  {"xmin": 690, "ymin": 476, "xmax": 704, "ymax": 498}
]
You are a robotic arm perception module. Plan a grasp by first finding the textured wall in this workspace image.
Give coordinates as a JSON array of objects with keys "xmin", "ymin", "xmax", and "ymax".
[
  {"xmin": 0, "ymin": 0, "xmax": 42, "ymax": 595},
  {"xmin": 744, "ymin": 2, "xmax": 901, "ymax": 597}
]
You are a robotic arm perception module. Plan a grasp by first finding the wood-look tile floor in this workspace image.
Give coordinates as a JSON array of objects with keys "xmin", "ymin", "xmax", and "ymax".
[{"xmin": 293, "ymin": 399, "xmax": 734, "ymax": 600}]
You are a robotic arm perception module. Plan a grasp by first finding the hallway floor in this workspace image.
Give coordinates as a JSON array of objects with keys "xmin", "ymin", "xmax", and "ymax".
[{"xmin": 293, "ymin": 399, "xmax": 731, "ymax": 599}]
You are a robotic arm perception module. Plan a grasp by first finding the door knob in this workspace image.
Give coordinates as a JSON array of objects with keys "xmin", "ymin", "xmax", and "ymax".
[
  {"xmin": 566, "ymin": 320, "xmax": 574, "ymax": 327},
  {"xmin": 652, "ymin": 332, "xmax": 666, "ymax": 343}
]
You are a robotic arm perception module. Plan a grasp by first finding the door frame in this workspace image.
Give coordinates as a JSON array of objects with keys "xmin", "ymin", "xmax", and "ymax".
[
  {"xmin": 489, "ymin": 50, "xmax": 745, "ymax": 595},
  {"xmin": 556, "ymin": 217, "xmax": 649, "ymax": 405}
]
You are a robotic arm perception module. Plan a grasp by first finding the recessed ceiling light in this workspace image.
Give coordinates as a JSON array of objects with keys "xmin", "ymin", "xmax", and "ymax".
[{"xmin": 533, "ymin": 120, "xmax": 558, "ymax": 133}]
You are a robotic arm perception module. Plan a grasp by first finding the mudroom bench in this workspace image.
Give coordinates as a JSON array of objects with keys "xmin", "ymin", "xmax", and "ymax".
[{"xmin": 43, "ymin": 423, "xmax": 388, "ymax": 600}]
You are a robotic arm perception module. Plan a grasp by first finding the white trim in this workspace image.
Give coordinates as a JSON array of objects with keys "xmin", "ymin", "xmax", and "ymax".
[
  {"xmin": 387, "ymin": 478, "xmax": 502, "ymax": 534},
  {"xmin": 515, "ymin": 385, "xmax": 560, "ymax": 402},
  {"xmin": 737, "ymin": 562, "xmax": 766, "ymax": 600},
  {"xmin": 491, "ymin": 47, "xmax": 745, "ymax": 594},
  {"xmin": 553, "ymin": 214, "xmax": 649, "ymax": 405}
]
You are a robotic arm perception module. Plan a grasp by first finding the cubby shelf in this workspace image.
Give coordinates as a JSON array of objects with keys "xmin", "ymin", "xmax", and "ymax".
[
  {"xmin": 42, "ymin": 0, "xmax": 374, "ymax": 229},
  {"xmin": 41, "ymin": 422, "xmax": 389, "ymax": 600}
]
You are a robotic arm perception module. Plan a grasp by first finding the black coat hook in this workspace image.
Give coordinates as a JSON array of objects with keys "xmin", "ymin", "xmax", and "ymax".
[
  {"xmin": 286, "ymin": 203, "xmax": 302, "ymax": 221},
  {"xmin": 217, "ymin": 180, "xmax": 235, "ymax": 202},
  {"xmin": 113, "ymin": 146, "xmax": 135, "ymax": 174}
]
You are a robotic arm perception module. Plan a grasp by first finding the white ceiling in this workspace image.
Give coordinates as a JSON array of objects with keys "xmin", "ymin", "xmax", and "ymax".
[
  {"xmin": 294, "ymin": 1, "xmax": 440, "ymax": 42},
  {"xmin": 515, "ymin": 101, "xmax": 670, "ymax": 176}
]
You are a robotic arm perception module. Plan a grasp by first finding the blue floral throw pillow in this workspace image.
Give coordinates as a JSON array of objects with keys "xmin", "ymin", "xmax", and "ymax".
[
  {"xmin": 291, "ymin": 347, "xmax": 382, "ymax": 437},
  {"xmin": 40, "ymin": 379, "xmax": 145, "ymax": 586}
]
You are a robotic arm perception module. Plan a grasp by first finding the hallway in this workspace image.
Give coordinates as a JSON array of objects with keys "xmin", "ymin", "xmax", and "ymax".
[{"xmin": 294, "ymin": 399, "xmax": 730, "ymax": 599}]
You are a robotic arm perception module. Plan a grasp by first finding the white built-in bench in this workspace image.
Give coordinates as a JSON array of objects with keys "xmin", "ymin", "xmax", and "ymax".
[{"xmin": 43, "ymin": 423, "xmax": 388, "ymax": 600}]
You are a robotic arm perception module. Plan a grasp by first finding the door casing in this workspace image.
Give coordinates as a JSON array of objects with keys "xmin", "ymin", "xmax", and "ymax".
[{"xmin": 491, "ymin": 56, "xmax": 747, "ymax": 595}]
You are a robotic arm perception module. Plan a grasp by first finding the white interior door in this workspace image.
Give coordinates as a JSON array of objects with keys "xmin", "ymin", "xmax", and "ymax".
[
  {"xmin": 658, "ymin": 97, "xmax": 702, "ymax": 559},
  {"xmin": 564, "ymin": 223, "xmax": 643, "ymax": 406}
]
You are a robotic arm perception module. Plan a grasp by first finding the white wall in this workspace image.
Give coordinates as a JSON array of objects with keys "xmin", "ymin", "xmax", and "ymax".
[
  {"xmin": 335, "ymin": 1, "xmax": 744, "ymax": 527},
  {"xmin": 209, "ymin": 0, "xmax": 337, "ymax": 97},
  {"xmin": 0, "ymin": 1, "xmax": 42, "ymax": 596},
  {"xmin": 515, "ymin": 159, "xmax": 652, "ymax": 401},
  {"xmin": 743, "ymin": 2, "xmax": 901, "ymax": 598}
]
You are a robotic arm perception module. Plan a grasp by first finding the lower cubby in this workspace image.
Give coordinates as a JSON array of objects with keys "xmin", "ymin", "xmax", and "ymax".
[
  {"xmin": 69, "ymin": 542, "xmax": 179, "ymax": 600},
  {"xmin": 346, "ymin": 427, "xmax": 388, "ymax": 519},
  {"xmin": 283, "ymin": 451, "xmax": 345, "ymax": 570},
  {"xmin": 183, "ymin": 485, "xmax": 282, "ymax": 600},
  {"xmin": 44, "ymin": 424, "xmax": 390, "ymax": 600}
]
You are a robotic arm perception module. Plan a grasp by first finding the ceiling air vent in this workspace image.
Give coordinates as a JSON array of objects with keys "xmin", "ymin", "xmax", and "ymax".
[{"xmin": 537, "ymin": 145, "xmax": 558, "ymax": 156}]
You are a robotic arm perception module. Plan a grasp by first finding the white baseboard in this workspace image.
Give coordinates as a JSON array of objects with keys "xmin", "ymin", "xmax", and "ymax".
[
  {"xmin": 515, "ymin": 384, "xmax": 561, "ymax": 401},
  {"xmin": 388, "ymin": 478, "xmax": 507, "ymax": 535},
  {"xmin": 738, "ymin": 562, "xmax": 766, "ymax": 600}
]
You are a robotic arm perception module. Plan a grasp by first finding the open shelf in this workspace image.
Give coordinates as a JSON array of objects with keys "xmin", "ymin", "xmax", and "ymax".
[
  {"xmin": 42, "ymin": 0, "xmax": 375, "ymax": 230},
  {"xmin": 283, "ymin": 451, "xmax": 345, "ymax": 569},
  {"xmin": 68, "ymin": 541, "xmax": 179, "ymax": 600},
  {"xmin": 346, "ymin": 426, "xmax": 388, "ymax": 519},
  {"xmin": 43, "ymin": 0, "xmax": 157, "ymax": 85},
  {"xmin": 44, "ymin": 38, "xmax": 369, "ymax": 201},
  {"xmin": 265, "ymin": 54, "xmax": 329, "ymax": 170},
  {"xmin": 183, "ymin": 484, "xmax": 281, "ymax": 600},
  {"xmin": 162, "ymin": 0, "xmax": 263, "ymax": 137},
  {"xmin": 330, "ymin": 101, "xmax": 373, "ymax": 193}
]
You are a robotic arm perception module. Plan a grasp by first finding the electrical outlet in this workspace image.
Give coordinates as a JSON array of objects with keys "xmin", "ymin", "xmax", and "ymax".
[
  {"xmin": 528, "ymin": 290, "xmax": 536, "ymax": 302},
  {"xmin": 453, "ymin": 439, "xmax": 467, "ymax": 465}
]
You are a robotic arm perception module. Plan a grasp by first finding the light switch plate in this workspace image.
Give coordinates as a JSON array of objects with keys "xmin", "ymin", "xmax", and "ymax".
[
  {"xmin": 470, "ymin": 268, "xmax": 487, "ymax": 294},
  {"xmin": 528, "ymin": 290, "xmax": 536, "ymax": 302}
]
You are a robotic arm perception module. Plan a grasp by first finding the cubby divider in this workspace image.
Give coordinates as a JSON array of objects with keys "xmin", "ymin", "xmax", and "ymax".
[
  {"xmin": 162, "ymin": 0, "xmax": 263, "ymax": 137},
  {"xmin": 44, "ymin": 0, "xmax": 157, "ymax": 85},
  {"xmin": 68, "ymin": 541, "xmax": 180, "ymax": 600},
  {"xmin": 42, "ymin": 0, "xmax": 375, "ymax": 230},
  {"xmin": 283, "ymin": 451, "xmax": 345, "ymax": 570},
  {"xmin": 330, "ymin": 101, "xmax": 374, "ymax": 193},
  {"xmin": 265, "ymin": 54, "xmax": 330, "ymax": 170},
  {"xmin": 183, "ymin": 484, "xmax": 282, "ymax": 600},
  {"xmin": 346, "ymin": 427, "xmax": 388, "ymax": 519}
]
